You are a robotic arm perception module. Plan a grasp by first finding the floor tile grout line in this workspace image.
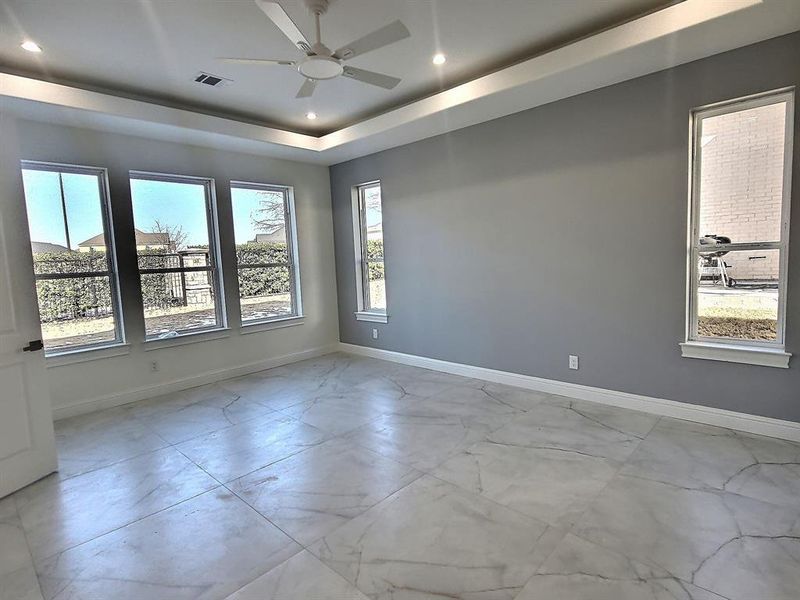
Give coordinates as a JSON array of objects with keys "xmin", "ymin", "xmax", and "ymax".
[
  {"xmin": 39, "ymin": 440, "xmax": 171, "ymax": 484},
  {"xmin": 556, "ymin": 414, "xmax": 665, "ymax": 537},
  {"xmin": 214, "ymin": 434, "xmax": 428, "ymax": 550},
  {"xmin": 216, "ymin": 547, "xmax": 317, "ymax": 600},
  {"xmin": 27, "ymin": 484, "xmax": 226, "ymax": 573},
  {"xmin": 560, "ymin": 526, "xmax": 735, "ymax": 600},
  {"xmin": 156, "ymin": 404, "xmax": 426, "ymax": 553},
  {"xmin": 421, "ymin": 469, "xmax": 567, "ymax": 535},
  {"xmin": 164, "ymin": 394, "xmax": 429, "ymax": 486},
  {"xmin": 220, "ymin": 477, "xmax": 318, "ymax": 550},
  {"xmin": 122, "ymin": 378, "xmax": 336, "ymax": 445},
  {"xmin": 403, "ymin": 407, "xmax": 665, "ymax": 579},
  {"xmin": 172, "ymin": 433, "xmax": 331, "ymax": 489},
  {"xmin": 133, "ymin": 402, "xmax": 284, "ymax": 448},
  {"xmin": 15, "ymin": 443, "xmax": 208, "ymax": 510},
  {"xmin": 600, "ymin": 415, "xmax": 800, "ymax": 512},
  {"xmin": 296, "ymin": 469, "xmax": 428, "ymax": 553},
  {"xmin": 9, "ymin": 494, "xmax": 48, "ymax": 600},
  {"xmin": 146, "ymin": 381, "xmax": 416, "ymax": 450},
  {"xmin": 301, "ymin": 468, "xmax": 569, "ymax": 600},
  {"xmin": 609, "ymin": 465, "xmax": 800, "ymax": 513},
  {"xmin": 554, "ymin": 412, "xmax": 773, "ymax": 600}
]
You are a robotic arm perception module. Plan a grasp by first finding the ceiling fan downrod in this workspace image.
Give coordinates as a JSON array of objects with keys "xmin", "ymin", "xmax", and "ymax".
[{"xmin": 306, "ymin": 0, "xmax": 329, "ymax": 50}]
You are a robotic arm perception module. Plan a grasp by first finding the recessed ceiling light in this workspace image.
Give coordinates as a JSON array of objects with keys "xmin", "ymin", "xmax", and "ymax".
[
  {"xmin": 21, "ymin": 40, "xmax": 42, "ymax": 53},
  {"xmin": 306, "ymin": 111, "xmax": 317, "ymax": 120},
  {"xmin": 432, "ymin": 53, "xmax": 446, "ymax": 65}
]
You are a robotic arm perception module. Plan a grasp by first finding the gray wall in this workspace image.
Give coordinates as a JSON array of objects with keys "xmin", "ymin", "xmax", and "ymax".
[
  {"xmin": 9, "ymin": 119, "xmax": 339, "ymax": 414},
  {"xmin": 330, "ymin": 32, "xmax": 800, "ymax": 423}
]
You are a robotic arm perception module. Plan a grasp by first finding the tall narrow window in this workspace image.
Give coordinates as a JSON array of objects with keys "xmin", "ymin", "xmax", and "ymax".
[
  {"xmin": 20, "ymin": 162, "xmax": 124, "ymax": 354},
  {"xmin": 129, "ymin": 172, "xmax": 225, "ymax": 339},
  {"xmin": 353, "ymin": 181, "xmax": 387, "ymax": 321},
  {"xmin": 230, "ymin": 182, "xmax": 301, "ymax": 325},
  {"xmin": 684, "ymin": 90, "xmax": 793, "ymax": 366}
]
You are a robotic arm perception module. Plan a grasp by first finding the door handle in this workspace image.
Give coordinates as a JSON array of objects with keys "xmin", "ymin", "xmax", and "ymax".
[{"xmin": 22, "ymin": 340, "xmax": 44, "ymax": 352}]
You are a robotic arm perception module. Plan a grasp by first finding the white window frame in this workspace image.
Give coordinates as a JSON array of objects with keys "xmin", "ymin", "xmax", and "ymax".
[
  {"xmin": 20, "ymin": 160, "xmax": 126, "ymax": 357},
  {"xmin": 352, "ymin": 181, "xmax": 388, "ymax": 323},
  {"xmin": 230, "ymin": 181, "xmax": 303, "ymax": 327},
  {"xmin": 681, "ymin": 88, "xmax": 794, "ymax": 368},
  {"xmin": 129, "ymin": 171, "xmax": 227, "ymax": 340}
]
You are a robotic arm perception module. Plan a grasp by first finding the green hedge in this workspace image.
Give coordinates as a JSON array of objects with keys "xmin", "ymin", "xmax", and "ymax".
[
  {"xmin": 366, "ymin": 240, "xmax": 384, "ymax": 281},
  {"xmin": 33, "ymin": 252, "xmax": 113, "ymax": 322},
  {"xmin": 236, "ymin": 243, "xmax": 291, "ymax": 298},
  {"xmin": 32, "ymin": 243, "xmax": 297, "ymax": 322}
]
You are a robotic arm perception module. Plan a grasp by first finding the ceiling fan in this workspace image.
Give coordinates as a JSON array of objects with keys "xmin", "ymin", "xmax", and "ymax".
[{"xmin": 219, "ymin": 0, "xmax": 410, "ymax": 98}]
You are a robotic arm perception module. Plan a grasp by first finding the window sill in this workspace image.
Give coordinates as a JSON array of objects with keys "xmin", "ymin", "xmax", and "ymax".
[
  {"xmin": 241, "ymin": 316, "xmax": 305, "ymax": 335},
  {"xmin": 680, "ymin": 341, "xmax": 791, "ymax": 368},
  {"xmin": 144, "ymin": 328, "xmax": 230, "ymax": 351},
  {"xmin": 355, "ymin": 311, "xmax": 388, "ymax": 323},
  {"xmin": 46, "ymin": 343, "xmax": 131, "ymax": 368}
]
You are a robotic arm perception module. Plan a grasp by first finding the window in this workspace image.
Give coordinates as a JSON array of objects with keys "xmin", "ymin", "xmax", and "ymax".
[
  {"xmin": 683, "ymin": 90, "xmax": 793, "ymax": 367},
  {"xmin": 20, "ymin": 162, "xmax": 123, "ymax": 354},
  {"xmin": 353, "ymin": 181, "xmax": 387, "ymax": 321},
  {"xmin": 230, "ymin": 182, "xmax": 301, "ymax": 325},
  {"xmin": 129, "ymin": 172, "xmax": 225, "ymax": 339}
]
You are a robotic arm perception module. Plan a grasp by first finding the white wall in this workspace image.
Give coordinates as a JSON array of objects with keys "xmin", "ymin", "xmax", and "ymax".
[{"xmin": 6, "ymin": 118, "xmax": 339, "ymax": 418}]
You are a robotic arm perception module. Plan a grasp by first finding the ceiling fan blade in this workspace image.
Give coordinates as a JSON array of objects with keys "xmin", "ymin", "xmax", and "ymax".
[
  {"xmin": 342, "ymin": 66, "xmax": 401, "ymax": 90},
  {"xmin": 296, "ymin": 79, "xmax": 317, "ymax": 98},
  {"xmin": 218, "ymin": 58, "xmax": 295, "ymax": 65},
  {"xmin": 333, "ymin": 20, "xmax": 410, "ymax": 60},
  {"xmin": 255, "ymin": 0, "xmax": 311, "ymax": 53}
]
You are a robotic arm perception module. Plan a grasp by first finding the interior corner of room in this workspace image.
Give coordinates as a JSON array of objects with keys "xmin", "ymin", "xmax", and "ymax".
[{"xmin": 1, "ymin": 1, "xmax": 800, "ymax": 598}]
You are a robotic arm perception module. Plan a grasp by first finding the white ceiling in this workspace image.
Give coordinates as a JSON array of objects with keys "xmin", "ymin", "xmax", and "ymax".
[
  {"xmin": 0, "ymin": 0, "xmax": 669, "ymax": 134},
  {"xmin": 2, "ymin": 0, "xmax": 799, "ymax": 165}
]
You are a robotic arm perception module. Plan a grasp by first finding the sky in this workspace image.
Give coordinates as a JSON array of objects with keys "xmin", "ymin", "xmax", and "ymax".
[
  {"xmin": 230, "ymin": 186, "xmax": 284, "ymax": 244},
  {"xmin": 129, "ymin": 178, "xmax": 211, "ymax": 246},
  {"xmin": 23, "ymin": 170, "xmax": 291, "ymax": 250},
  {"xmin": 363, "ymin": 185, "xmax": 382, "ymax": 229},
  {"xmin": 22, "ymin": 168, "xmax": 383, "ymax": 250},
  {"xmin": 22, "ymin": 170, "xmax": 105, "ymax": 249}
]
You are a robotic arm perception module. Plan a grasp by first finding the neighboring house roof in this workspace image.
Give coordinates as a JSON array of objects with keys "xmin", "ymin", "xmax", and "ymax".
[
  {"xmin": 78, "ymin": 228, "xmax": 170, "ymax": 247},
  {"xmin": 31, "ymin": 241, "xmax": 70, "ymax": 254},
  {"xmin": 252, "ymin": 225, "xmax": 286, "ymax": 244},
  {"xmin": 366, "ymin": 223, "xmax": 383, "ymax": 239}
]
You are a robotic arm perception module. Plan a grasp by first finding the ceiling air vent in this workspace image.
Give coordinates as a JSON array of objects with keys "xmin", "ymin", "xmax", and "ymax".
[{"xmin": 194, "ymin": 72, "xmax": 231, "ymax": 87}]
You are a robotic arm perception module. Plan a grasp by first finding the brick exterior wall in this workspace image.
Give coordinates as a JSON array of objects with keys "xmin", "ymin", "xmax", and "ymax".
[{"xmin": 698, "ymin": 102, "xmax": 786, "ymax": 281}]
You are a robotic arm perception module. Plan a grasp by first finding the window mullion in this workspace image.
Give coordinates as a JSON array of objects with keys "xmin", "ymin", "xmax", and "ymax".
[
  {"xmin": 139, "ymin": 266, "xmax": 213, "ymax": 274},
  {"xmin": 237, "ymin": 263, "xmax": 291, "ymax": 269},
  {"xmin": 35, "ymin": 271, "xmax": 111, "ymax": 280}
]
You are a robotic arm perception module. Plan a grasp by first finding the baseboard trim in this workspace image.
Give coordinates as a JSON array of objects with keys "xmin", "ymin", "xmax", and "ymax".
[
  {"xmin": 52, "ymin": 344, "xmax": 339, "ymax": 421},
  {"xmin": 339, "ymin": 343, "xmax": 800, "ymax": 443}
]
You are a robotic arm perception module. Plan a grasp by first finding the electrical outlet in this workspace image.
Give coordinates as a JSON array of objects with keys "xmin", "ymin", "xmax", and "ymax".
[
  {"xmin": 151, "ymin": 360, "xmax": 159, "ymax": 372},
  {"xmin": 569, "ymin": 355, "xmax": 579, "ymax": 370},
  {"xmin": 372, "ymin": 328, "xmax": 379, "ymax": 340}
]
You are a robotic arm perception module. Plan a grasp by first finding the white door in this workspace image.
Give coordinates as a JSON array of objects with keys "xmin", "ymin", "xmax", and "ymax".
[{"xmin": 0, "ymin": 115, "xmax": 58, "ymax": 498}]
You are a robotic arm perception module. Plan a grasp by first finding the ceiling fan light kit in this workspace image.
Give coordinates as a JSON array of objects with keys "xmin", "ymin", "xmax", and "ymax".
[
  {"xmin": 298, "ymin": 55, "xmax": 342, "ymax": 80},
  {"xmin": 219, "ymin": 0, "xmax": 410, "ymax": 99}
]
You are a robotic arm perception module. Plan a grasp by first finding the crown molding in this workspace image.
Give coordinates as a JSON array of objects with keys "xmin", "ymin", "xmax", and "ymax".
[{"xmin": 2, "ymin": 0, "xmax": 799, "ymax": 166}]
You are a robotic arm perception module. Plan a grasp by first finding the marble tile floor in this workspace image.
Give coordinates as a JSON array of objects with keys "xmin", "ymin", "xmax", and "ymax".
[{"xmin": 2, "ymin": 352, "xmax": 798, "ymax": 600}]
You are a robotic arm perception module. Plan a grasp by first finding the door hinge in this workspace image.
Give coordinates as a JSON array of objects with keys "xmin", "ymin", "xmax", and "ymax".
[{"xmin": 22, "ymin": 340, "xmax": 44, "ymax": 352}]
